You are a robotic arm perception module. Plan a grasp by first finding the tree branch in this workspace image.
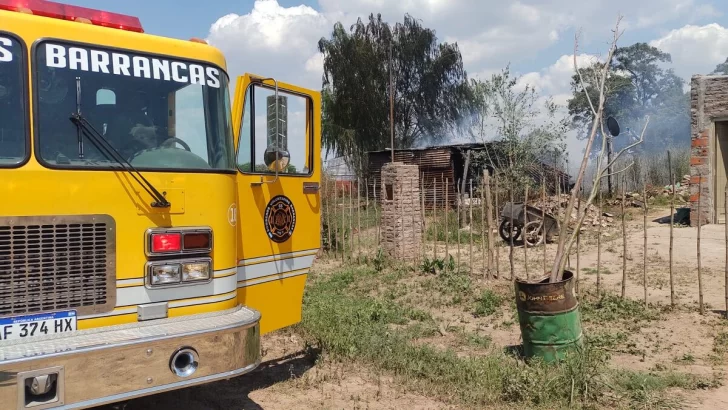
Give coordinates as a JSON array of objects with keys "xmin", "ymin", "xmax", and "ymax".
[
  {"xmin": 557, "ymin": 115, "xmax": 649, "ymax": 275},
  {"xmin": 602, "ymin": 162, "xmax": 635, "ymax": 179},
  {"xmin": 574, "ymin": 32, "xmax": 598, "ymax": 117},
  {"xmin": 550, "ymin": 15, "xmax": 624, "ymax": 282}
]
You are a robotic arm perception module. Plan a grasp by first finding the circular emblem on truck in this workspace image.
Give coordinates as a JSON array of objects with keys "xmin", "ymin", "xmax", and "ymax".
[{"xmin": 264, "ymin": 195, "xmax": 296, "ymax": 243}]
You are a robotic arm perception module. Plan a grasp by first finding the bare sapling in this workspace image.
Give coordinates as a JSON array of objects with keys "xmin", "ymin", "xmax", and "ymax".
[
  {"xmin": 549, "ymin": 16, "xmax": 649, "ymax": 283},
  {"xmin": 698, "ymin": 171, "xmax": 704, "ymax": 315}
]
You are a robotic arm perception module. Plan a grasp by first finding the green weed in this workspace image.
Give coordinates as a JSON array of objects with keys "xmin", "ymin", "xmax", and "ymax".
[{"xmin": 473, "ymin": 290, "xmax": 505, "ymax": 317}]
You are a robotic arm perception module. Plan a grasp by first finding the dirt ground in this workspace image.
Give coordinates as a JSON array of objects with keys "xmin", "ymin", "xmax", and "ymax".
[
  {"xmin": 100, "ymin": 331, "xmax": 452, "ymax": 410},
  {"xmin": 100, "ymin": 206, "xmax": 728, "ymax": 410}
]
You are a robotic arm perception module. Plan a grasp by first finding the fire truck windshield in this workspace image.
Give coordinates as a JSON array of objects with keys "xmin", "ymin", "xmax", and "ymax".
[
  {"xmin": 33, "ymin": 41, "xmax": 234, "ymax": 172},
  {"xmin": 0, "ymin": 34, "xmax": 27, "ymax": 167}
]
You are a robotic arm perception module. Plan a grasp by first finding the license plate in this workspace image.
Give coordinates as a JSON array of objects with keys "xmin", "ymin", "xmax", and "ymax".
[{"xmin": 0, "ymin": 311, "xmax": 77, "ymax": 341}]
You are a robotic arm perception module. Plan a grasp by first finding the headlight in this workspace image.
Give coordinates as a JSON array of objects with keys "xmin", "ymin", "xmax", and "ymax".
[
  {"xmin": 182, "ymin": 261, "xmax": 211, "ymax": 282},
  {"xmin": 147, "ymin": 259, "xmax": 212, "ymax": 287},
  {"xmin": 150, "ymin": 264, "xmax": 181, "ymax": 285}
]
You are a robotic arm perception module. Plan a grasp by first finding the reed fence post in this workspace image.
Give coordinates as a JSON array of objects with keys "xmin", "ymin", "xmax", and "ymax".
[
  {"xmin": 469, "ymin": 180, "xmax": 474, "ymax": 276},
  {"xmin": 494, "ymin": 176, "xmax": 500, "ymax": 279},
  {"xmin": 724, "ymin": 183, "xmax": 728, "ymax": 319},
  {"xmin": 524, "ymin": 185, "xmax": 530, "ymax": 280},
  {"xmin": 643, "ymin": 184, "xmax": 648, "ymax": 306},
  {"xmin": 621, "ymin": 176, "xmax": 627, "ymax": 299},
  {"xmin": 668, "ymin": 152, "xmax": 675, "ymax": 307},
  {"xmin": 433, "ymin": 178, "xmax": 438, "ymax": 260},
  {"xmin": 357, "ymin": 178, "xmax": 362, "ymax": 264},
  {"xmin": 597, "ymin": 185, "xmax": 603, "ymax": 297},
  {"xmin": 698, "ymin": 171, "xmax": 704, "ymax": 315},
  {"xmin": 509, "ymin": 182, "xmax": 515, "ymax": 282},
  {"xmin": 576, "ymin": 189, "xmax": 581, "ymax": 294},
  {"xmin": 445, "ymin": 177, "xmax": 449, "ymax": 259}
]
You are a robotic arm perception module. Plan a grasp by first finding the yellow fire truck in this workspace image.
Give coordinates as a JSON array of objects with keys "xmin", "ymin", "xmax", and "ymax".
[{"xmin": 0, "ymin": 1, "xmax": 321, "ymax": 408}]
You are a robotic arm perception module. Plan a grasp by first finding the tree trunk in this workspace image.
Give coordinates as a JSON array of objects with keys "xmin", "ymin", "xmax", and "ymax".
[{"xmin": 607, "ymin": 136, "xmax": 614, "ymax": 196}]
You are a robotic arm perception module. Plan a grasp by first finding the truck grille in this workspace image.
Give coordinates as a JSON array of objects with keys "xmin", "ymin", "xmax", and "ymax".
[{"xmin": 0, "ymin": 215, "xmax": 116, "ymax": 318}]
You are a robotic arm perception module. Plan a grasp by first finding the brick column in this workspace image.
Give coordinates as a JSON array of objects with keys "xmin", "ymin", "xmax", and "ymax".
[
  {"xmin": 690, "ymin": 128, "xmax": 711, "ymax": 226},
  {"xmin": 380, "ymin": 163, "xmax": 422, "ymax": 261},
  {"xmin": 690, "ymin": 75, "xmax": 712, "ymax": 226}
]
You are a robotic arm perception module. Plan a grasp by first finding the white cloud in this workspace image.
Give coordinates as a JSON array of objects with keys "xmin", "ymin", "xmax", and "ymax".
[
  {"xmin": 204, "ymin": 0, "xmax": 722, "ymax": 171},
  {"xmin": 206, "ymin": 0, "xmax": 330, "ymax": 88},
  {"xmin": 305, "ymin": 53, "xmax": 324, "ymax": 74},
  {"xmin": 650, "ymin": 23, "xmax": 728, "ymax": 78},
  {"xmin": 515, "ymin": 54, "xmax": 598, "ymax": 95}
]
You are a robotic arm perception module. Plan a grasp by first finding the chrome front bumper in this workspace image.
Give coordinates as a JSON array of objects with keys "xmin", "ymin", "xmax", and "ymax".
[{"xmin": 0, "ymin": 306, "xmax": 261, "ymax": 410}]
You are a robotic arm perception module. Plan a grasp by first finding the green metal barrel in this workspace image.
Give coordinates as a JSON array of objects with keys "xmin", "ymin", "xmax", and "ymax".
[{"xmin": 515, "ymin": 270, "xmax": 583, "ymax": 363}]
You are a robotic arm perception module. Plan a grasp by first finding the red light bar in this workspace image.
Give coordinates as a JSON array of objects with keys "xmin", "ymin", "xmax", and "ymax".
[
  {"xmin": 0, "ymin": 0, "xmax": 144, "ymax": 33},
  {"xmin": 151, "ymin": 233, "xmax": 182, "ymax": 253}
]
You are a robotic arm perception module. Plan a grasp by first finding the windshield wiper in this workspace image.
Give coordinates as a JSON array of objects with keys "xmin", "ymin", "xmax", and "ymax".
[
  {"xmin": 69, "ymin": 76, "xmax": 169, "ymax": 208},
  {"xmin": 70, "ymin": 114, "xmax": 171, "ymax": 208}
]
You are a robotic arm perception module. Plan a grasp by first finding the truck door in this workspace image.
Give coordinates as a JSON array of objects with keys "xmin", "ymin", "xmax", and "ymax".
[{"xmin": 231, "ymin": 74, "xmax": 321, "ymax": 334}]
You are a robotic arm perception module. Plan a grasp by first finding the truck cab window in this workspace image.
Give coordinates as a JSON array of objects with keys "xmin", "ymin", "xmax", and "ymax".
[
  {"xmin": 0, "ymin": 34, "xmax": 27, "ymax": 167},
  {"xmin": 237, "ymin": 84, "xmax": 311, "ymax": 175},
  {"xmin": 33, "ymin": 42, "xmax": 234, "ymax": 172}
]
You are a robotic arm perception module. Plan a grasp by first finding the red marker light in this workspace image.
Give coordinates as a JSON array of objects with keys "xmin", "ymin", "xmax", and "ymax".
[
  {"xmin": 0, "ymin": 0, "xmax": 144, "ymax": 33},
  {"xmin": 183, "ymin": 232, "xmax": 211, "ymax": 251},
  {"xmin": 151, "ymin": 233, "xmax": 181, "ymax": 253}
]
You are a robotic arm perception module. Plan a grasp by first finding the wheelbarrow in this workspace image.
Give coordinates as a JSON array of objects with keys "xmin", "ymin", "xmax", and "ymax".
[{"xmin": 498, "ymin": 202, "xmax": 559, "ymax": 247}]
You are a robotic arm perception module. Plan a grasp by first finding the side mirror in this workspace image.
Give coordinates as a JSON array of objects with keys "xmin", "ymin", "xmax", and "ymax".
[
  {"xmin": 264, "ymin": 145, "xmax": 290, "ymax": 171},
  {"xmin": 263, "ymin": 94, "xmax": 290, "ymax": 172},
  {"xmin": 606, "ymin": 116, "xmax": 620, "ymax": 137}
]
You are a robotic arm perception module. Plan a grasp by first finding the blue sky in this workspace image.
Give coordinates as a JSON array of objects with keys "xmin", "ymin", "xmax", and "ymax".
[
  {"xmin": 61, "ymin": 0, "xmax": 728, "ymax": 164},
  {"xmin": 62, "ymin": 1, "xmax": 314, "ymax": 41}
]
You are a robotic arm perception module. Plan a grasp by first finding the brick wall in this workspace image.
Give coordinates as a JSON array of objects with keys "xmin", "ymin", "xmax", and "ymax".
[{"xmin": 689, "ymin": 75, "xmax": 728, "ymax": 225}]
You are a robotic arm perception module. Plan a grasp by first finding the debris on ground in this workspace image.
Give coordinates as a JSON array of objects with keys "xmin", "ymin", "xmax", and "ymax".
[
  {"xmin": 531, "ymin": 194, "xmax": 613, "ymax": 229},
  {"xmin": 604, "ymin": 175, "xmax": 691, "ymax": 207}
]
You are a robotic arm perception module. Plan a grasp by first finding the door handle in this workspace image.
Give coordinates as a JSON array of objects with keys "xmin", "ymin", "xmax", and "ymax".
[{"xmin": 303, "ymin": 182, "xmax": 320, "ymax": 194}]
